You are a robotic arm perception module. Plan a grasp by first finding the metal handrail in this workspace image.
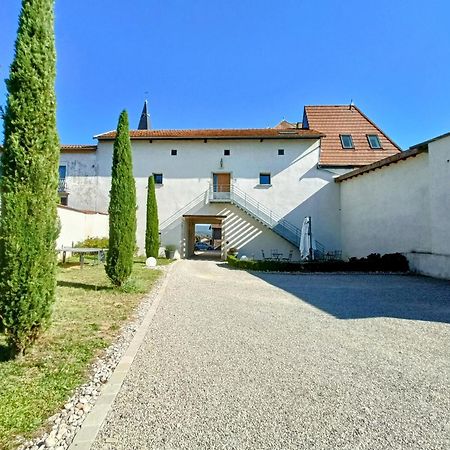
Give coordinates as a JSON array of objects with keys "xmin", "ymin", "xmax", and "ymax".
[
  {"xmin": 159, "ymin": 183, "xmax": 303, "ymax": 247},
  {"xmin": 58, "ymin": 178, "xmax": 68, "ymax": 192},
  {"xmin": 159, "ymin": 189, "xmax": 209, "ymax": 230},
  {"xmin": 209, "ymin": 183, "xmax": 302, "ymax": 246}
]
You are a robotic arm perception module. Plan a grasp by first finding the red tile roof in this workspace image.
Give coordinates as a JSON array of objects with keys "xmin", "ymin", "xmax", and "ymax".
[
  {"xmin": 60, "ymin": 145, "xmax": 97, "ymax": 153},
  {"xmin": 0, "ymin": 144, "xmax": 97, "ymax": 153},
  {"xmin": 94, "ymin": 128, "xmax": 323, "ymax": 140},
  {"xmin": 303, "ymin": 105, "xmax": 401, "ymax": 167}
]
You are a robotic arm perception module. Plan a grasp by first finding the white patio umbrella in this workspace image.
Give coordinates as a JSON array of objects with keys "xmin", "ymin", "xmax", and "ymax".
[{"xmin": 300, "ymin": 216, "xmax": 312, "ymax": 261}]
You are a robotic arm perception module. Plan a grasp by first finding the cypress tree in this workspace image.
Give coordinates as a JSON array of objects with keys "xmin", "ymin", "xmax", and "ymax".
[
  {"xmin": 0, "ymin": 0, "xmax": 60, "ymax": 356},
  {"xmin": 145, "ymin": 175, "xmax": 159, "ymax": 258},
  {"xmin": 105, "ymin": 111, "xmax": 136, "ymax": 286}
]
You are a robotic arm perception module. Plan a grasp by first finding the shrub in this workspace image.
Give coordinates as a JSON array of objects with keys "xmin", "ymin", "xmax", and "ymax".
[
  {"xmin": 381, "ymin": 252, "xmax": 409, "ymax": 271},
  {"xmin": 105, "ymin": 111, "xmax": 137, "ymax": 287},
  {"xmin": 227, "ymin": 252, "xmax": 409, "ymax": 273},
  {"xmin": 75, "ymin": 236, "xmax": 109, "ymax": 249},
  {"xmin": 0, "ymin": 0, "xmax": 60, "ymax": 356},
  {"xmin": 145, "ymin": 175, "xmax": 159, "ymax": 258}
]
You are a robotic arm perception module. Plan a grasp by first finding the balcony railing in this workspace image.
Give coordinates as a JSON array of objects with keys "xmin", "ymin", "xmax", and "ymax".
[
  {"xmin": 58, "ymin": 178, "xmax": 68, "ymax": 192},
  {"xmin": 210, "ymin": 184, "xmax": 231, "ymax": 201}
]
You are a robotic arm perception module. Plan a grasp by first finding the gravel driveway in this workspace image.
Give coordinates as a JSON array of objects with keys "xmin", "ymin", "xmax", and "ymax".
[{"xmin": 92, "ymin": 260, "xmax": 450, "ymax": 450}]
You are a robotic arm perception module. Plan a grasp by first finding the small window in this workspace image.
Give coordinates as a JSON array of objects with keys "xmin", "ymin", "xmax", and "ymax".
[
  {"xmin": 60, "ymin": 196, "xmax": 68, "ymax": 206},
  {"xmin": 259, "ymin": 173, "xmax": 271, "ymax": 185},
  {"xmin": 224, "ymin": 149, "xmax": 230, "ymax": 156},
  {"xmin": 340, "ymin": 135, "xmax": 354, "ymax": 149},
  {"xmin": 171, "ymin": 149, "xmax": 177, "ymax": 156},
  {"xmin": 278, "ymin": 149, "xmax": 285, "ymax": 156},
  {"xmin": 367, "ymin": 134, "xmax": 382, "ymax": 149},
  {"xmin": 153, "ymin": 173, "xmax": 163, "ymax": 185}
]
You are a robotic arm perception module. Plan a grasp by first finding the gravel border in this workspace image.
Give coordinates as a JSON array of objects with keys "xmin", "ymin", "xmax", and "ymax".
[{"xmin": 16, "ymin": 265, "xmax": 170, "ymax": 450}]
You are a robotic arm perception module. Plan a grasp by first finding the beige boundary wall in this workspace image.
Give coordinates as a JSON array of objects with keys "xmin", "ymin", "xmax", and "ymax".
[
  {"xmin": 339, "ymin": 134, "xmax": 450, "ymax": 280},
  {"xmin": 57, "ymin": 205, "xmax": 108, "ymax": 249}
]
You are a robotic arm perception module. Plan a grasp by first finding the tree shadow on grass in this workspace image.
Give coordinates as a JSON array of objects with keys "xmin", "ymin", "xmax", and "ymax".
[
  {"xmin": 0, "ymin": 344, "xmax": 13, "ymax": 362},
  {"xmin": 57, "ymin": 280, "xmax": 113, "ymax": 292}
]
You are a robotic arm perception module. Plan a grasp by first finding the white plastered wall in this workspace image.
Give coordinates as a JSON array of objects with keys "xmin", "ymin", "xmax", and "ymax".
[
  {"xmin": 340, "ymin": 136, "xmax": 450, "ymax": 279},
  {"xmin": 57, "ymin": 206, "xmax": 108, "ymax": 249},
  {"xmin": 93, "ymin": 138, "xmax": 342, "ymax": 257},
  {"xmin": 59, "ymin": 152, "xmax": 99, "ymax": 211}
]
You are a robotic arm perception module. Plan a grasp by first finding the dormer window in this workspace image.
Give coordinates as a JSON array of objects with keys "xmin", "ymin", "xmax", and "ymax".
[
  {"xmin": 340, "ymin": 134, "xmax": 354, "ymax": 149},
  {"xmin": 367, "ymin": 134, "xmax": 382, "ymax": 149}
]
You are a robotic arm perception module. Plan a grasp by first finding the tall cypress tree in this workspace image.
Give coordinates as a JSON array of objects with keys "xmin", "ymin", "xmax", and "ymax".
[
  {"xmin": 145, "ymin": 175, "xmax": 159, "ymax": 258},
  {"xmin": 105, "ymin": 111, "xmax": 136, "ymax": 286},
  {"xmin": 0, "ymin": 0, "xmax": 60, "ymax": 356}
]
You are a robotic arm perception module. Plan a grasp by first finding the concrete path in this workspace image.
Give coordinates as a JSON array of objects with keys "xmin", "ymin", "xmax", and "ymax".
[{"xmin": 91, "ymin": 260, "xmax": 450, "ymax": 450}]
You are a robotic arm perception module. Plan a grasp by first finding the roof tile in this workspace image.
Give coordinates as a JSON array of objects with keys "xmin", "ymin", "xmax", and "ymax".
[
  {"xmin": 95, "ymin": 128, "xmax": 322, "ymax": 140},
  {"xmin": 304, "ymin": 105, "xmax": 401, "ymax": 166}
]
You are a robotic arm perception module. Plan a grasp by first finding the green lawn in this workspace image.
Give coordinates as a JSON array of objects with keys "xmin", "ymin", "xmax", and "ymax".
[{"xmin": 0, "ymin": 259, "xmax": 169, "ymax": 449}]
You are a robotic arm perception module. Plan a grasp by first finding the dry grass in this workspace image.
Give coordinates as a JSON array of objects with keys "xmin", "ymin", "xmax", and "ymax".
[{"xmin": 0, "ymin": 258, "xmax": 168, "ymax": 449}]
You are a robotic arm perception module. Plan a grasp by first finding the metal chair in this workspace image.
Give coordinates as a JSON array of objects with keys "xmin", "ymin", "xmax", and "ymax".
[{"xmin": 283, "ymin": 249, "xmax": 293, "ymax": 262}]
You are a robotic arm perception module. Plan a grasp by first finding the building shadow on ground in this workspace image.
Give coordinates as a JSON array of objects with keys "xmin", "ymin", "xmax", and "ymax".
[{"xmin": 218, "ymin": 264, "xmax": 450, "ymax": 324}]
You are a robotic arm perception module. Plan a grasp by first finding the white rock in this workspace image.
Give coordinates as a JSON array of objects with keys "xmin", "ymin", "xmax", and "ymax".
[{"xmin": 44, "ymin": 436, "xmax": 57, "ymax": 447}]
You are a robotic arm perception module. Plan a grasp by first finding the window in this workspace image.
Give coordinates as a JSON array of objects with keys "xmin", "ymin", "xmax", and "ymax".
[
  {"xmin": 60, "ymin": 196, "xmax": 68, "ymax": 206},
  {"xmin": 340, "ymin": 134, "xmax": 354, "ymax": 149},
  {"xmin": 367, "ymin": 134, "xmax": 382, "ymax": 149},
  {"xmin": 259, "ymin": 173, "xmax": 271, "ymax": 185},
  {"xmin": 153, "ymin": 173, "xmax": 163, "ymax": 185},
  {"xmin": 58, "ymin": 165, "xmax": 67, "ymax": 179},
  {"xmin": 58, "ymin": 166, "xmax": 67, "ymax": 192},
  {"xmin": 278, "ymin": 149, "xmax": 285, "ymax": 155},
  {"xmin": 171, "ymin": 149, "xmax": 177, "ymax": 156},
  {"xmin": 224, "ymin": 149, "xmax": 230, "ymax": 156}
]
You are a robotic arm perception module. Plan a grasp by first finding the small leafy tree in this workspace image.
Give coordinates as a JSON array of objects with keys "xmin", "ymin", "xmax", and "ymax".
[
  {"xmin": 105, "ymin": 110, "xmax": 136, "ymax": 286},
  {"xmin": 0, "ymin": 0, "xmax": 60, "ymax": 356},
  {"xmin": 145, "ymin": 175, "xmax": 159, "ymax": 258}
]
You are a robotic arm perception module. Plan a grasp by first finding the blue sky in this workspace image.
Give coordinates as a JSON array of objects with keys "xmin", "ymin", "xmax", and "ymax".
[{"xmin": 1, "ymin": 0, "xmax": 449, "ymax": 148}]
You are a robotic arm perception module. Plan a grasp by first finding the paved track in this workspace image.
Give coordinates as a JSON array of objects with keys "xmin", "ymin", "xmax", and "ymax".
[{"xmin": 92, "ymin": 260, "xmax": 450, "ymax": 450}]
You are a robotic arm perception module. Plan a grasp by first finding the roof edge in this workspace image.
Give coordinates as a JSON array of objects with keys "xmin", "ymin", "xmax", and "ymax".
[
  {"xmin": 335, "ymin": 147, "xmax": 428, "ymax": 183},
  {"xmin": 57, "ymin": 205, "xmax": 107, "ymax": 215},
  {"xmin": 409, "ymin": 130, "xmax": 450, "ymax": 150},
  {"xmin": 94, "ymin": 128, "xmax": 324, "ymax": 140}
]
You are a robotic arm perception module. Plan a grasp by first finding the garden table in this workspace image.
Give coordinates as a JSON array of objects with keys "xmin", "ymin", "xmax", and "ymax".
[{"xmin": 58, "ymin": 247, "xmax": 107, "ymax": 268}]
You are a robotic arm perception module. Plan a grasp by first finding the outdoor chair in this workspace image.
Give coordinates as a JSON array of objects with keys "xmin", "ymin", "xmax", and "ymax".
[
  {"xmin": 283, "ymin": 249, "xmax": 293, "ymax": 262},
  {"xmin": 261, "ymin": 250, "xmax": 272, "ymax": 261},
  {"xmin": 271, "ymin": 249, "xmax": 283, "ymax": 260}
]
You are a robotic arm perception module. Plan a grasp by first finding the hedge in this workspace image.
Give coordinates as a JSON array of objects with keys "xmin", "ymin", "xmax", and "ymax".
[{"xmin": 227, "ymin": 252, "xmax": 409, "ymax": 273}]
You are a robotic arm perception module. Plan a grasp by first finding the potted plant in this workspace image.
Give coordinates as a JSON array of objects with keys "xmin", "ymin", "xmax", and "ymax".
[
  {"xmin": 228, "ymin": 247, "xmax": 239, "ymax": 257},
  {"xmin": 165, "ymin": 244, "xmax": 176, "ymax": 259}
]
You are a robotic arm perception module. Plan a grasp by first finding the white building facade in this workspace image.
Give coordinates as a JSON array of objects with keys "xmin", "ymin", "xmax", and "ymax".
[
  {"xmin": 338, "ymin": 132, "xmax": 450, "ymax": 280},
  {"xmin": 56, "ymin": 104, "xmax": 402, "ymax": 260}
]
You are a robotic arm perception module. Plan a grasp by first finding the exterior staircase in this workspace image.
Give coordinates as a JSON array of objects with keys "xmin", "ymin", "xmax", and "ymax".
[
  {"xmin": 159, "ymin": 184, "xmax": 330, "ymax": 257},
  {"xmin": 159, "ymin": 184, "xmax": 304, "ymax": 249},
  {"xmin": 209, "ymin": 184, "xmax": 301, "ymax": 247}
]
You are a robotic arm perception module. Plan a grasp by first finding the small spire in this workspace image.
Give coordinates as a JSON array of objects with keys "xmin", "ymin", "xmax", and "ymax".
[{"xmin": 138, "ymin": 100, "xmax": 151, "ymax": 130}]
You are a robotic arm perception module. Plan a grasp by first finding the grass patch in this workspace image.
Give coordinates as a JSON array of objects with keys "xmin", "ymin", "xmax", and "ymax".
[{"xmin": 0, "ymin": 259, "xmax": 168, "ymax": 449}]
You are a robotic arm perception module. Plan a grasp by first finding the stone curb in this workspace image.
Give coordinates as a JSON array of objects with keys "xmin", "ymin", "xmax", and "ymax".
[{"xmin": 68, "ymin": 261, "xmax": 176, "ymax": 450}]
